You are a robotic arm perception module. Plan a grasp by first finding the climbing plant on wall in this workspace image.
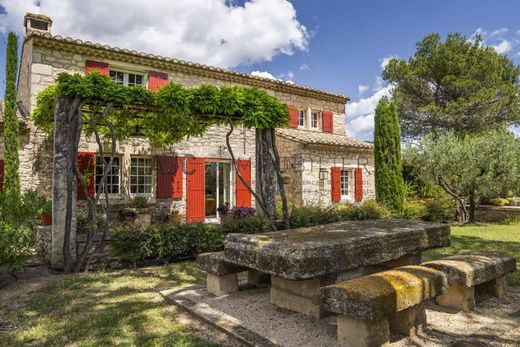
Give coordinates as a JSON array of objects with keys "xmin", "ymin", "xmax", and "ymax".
[{"xmin": 33, "ymin": 72, "xmax": 291, "ymax": 272}]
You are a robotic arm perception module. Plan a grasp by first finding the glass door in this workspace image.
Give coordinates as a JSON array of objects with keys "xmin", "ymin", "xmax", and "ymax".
[{"xmin": 205, "ymin": 161, "xmax": 231, "ymax": 218}]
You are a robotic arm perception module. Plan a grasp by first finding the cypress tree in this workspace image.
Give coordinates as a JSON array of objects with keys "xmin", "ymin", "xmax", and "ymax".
[
  {"xmin": 3, "ymin": 32, "xmax": 21, "ymax": 201},
  {"xmin": 374, "ymin": 98, "xmax": 405, "ymax": 214}
]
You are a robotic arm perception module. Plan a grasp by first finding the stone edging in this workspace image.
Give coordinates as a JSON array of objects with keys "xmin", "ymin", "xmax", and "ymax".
[{"xmin": 160, "ymin": 285, "xmax": 278, "ymax": 347}]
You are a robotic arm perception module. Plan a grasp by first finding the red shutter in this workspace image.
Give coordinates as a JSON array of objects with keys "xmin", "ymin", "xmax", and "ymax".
[
  {"xmin": 322, "ymin": 111, "xmax": 334, "ymax": 133},
  {"xmin": 236, "ymin": 159, "xmax": 252, "ymax": 208},
  {"xmin": 0, "ymin": 159, "xmax": 4, "ymax": 192},
  {"xmin": 186, "ymin": 157, "xmax": 205, "ymax": 223},
  {"xmin": 77, "ymin": 152, "xmax": 96, "ymax": 200},
  {"xmin": 148, "ymin": 71, "xmax": 168, "ymax": 92},
  {"xmin": 287, "ymin": 105, "xmax": 298, "ymax": 128},
  {"xmin": 354, "ymin": 167, "xmax": 363, "ymax": 202},
  {"xmin": 157, "ymin": 156, "xmax": 183, "ymax": 199},
  {"xmin": 331, "ymin": 167, "xmax": 341, "ymax": 202},
  {"xmin": 85, "ymin": 60, "xmax": 109, "ymax": 75}
]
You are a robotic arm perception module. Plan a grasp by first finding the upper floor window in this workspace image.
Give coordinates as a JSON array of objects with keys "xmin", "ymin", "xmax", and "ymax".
[
  {"xmin": 311, "ymin": 111, "xmax": 320, "ymax": 128},
  {"xmin": 340, "ymin": 170, "xmax": 350, "ymax": 196},
  {"xmin": 109, "ymin": 70, "xmax": 144, "ymax": 87},
  {"xmin": 96, "ymin": 156, "xmax": 120, "ymax": 195},
  {"xmin": 298, "ymin": 110, "xmax": 306, "ymax": 127}
]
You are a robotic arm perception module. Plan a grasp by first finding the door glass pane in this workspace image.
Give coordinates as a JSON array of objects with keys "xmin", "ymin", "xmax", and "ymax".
[
  {"xmin": 219, "ymin": 163, "xmax": 231, "ymax": 210},
  {"xmin": 205, "ymin": 162, "xmax": 217, "ymax": 217}
]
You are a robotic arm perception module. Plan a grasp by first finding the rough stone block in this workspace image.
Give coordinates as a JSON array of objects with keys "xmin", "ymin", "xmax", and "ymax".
[
  {"xmin": 422, "ymin": 252, "xmax": 516, "ymax": 287},
  {"xmin": 337, "ymin": 315, "xmax": 390, "ymax": 347},
  {"xmin": 389, "ymin": 302, "xmax": 427, "ymax": 336},
  {"xmin": 270, "ymin": 276, "xmax": 324, "ymax": 318},
  {"xmin": 206, "ymin": 273, "xmax": 239, "ymax": 297},
  {"xmin": 477, "ymin": 276, "xmax": 507, "ymax": 299},
  {"xmin": 321, "ymin": 266, "xmax": 447, "ymax": 321},
  {"xmin": 197, "ymin": 252, "xmax": 246, "ymax": 276},
  {"xmin": 436, "ymin": 285, "xmax": 475, "ymax": 312},
  {"xmin": 31, "ymin": 63, "xmax": 53, "ymax": 75},
  {"xmin": 247, "ymin": 269, "xmax": 270, "ymax": 287},
  {"xmin": 224, "ymin": 220, "xmax": 451, "ymax": 280}
]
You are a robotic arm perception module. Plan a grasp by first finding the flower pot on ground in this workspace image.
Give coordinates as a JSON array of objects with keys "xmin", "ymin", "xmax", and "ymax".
[{"xmin": 39, "ymin": 199, "xmax": 52, "ymax": 225}]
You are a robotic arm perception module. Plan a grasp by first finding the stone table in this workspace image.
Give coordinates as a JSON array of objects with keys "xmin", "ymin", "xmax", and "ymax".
[{"xmin": 223, "ymin": 219, "xmax": 451, "ymax": 318}]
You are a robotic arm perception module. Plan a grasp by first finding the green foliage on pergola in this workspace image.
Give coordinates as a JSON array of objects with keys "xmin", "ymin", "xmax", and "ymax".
[{"xmin": 32, "ymin": 72, "xmax": 290, "ymax": 146}]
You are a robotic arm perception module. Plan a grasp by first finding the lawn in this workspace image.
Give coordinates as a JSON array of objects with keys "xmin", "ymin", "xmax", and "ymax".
[
  {"xmin": 0, "ymin": 222, "xmax": 518, "ymax": 347},
  {"xmin": 0, "ymin": 262, "xmax": 219, "ymax": 347},
  {"xmin": 423, "ymin": 222, "xmax": 520, "ymax": 286}
]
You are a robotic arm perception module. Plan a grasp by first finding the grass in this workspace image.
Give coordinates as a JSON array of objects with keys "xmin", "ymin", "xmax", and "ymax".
[
  {"xmin": 0, "ymin": 222, "xmax": 518, "ymax": 346},
  {"xmin": 0, "ymin": 262, "xmax": 219, "ymax": 347},
  {"xmin": 423, "ymin": 222, "xmax": 520, "ymax": 286}
]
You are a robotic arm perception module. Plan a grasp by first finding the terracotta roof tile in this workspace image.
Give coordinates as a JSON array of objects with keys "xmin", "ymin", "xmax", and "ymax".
[{"xmin": 276, "ymin": 128, "xmax": 373, "ymax": 149}]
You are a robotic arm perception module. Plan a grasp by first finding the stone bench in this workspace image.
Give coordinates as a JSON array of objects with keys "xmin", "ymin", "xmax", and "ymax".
[
  {"xmin": 422, "ymin": 252, "xmax": 516, "ymax": 311},
  {"xmin": 321, "ymin": 266, "xmax": 447, "ymax": 347},
  {"xmin": 196, "ymin": 252, "xmax": 270, "ymax": 296}
]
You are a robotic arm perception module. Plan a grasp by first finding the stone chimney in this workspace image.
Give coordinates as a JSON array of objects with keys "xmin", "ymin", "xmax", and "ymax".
[{"xmin": 24, "ymin": 13, "xmax": 52, "ymax": 35}]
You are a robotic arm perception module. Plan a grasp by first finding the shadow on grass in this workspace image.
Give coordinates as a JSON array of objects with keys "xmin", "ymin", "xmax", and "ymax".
[
  {"xmin": 423, "ymin": 235, "xmax": 520, "ymax": 286},
  {"xmin": 0, "ymin": 261, "xmax": 217, "ymax": 347}
]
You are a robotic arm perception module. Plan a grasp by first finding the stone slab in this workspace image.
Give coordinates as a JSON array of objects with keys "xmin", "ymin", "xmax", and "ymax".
[
  {"xmin": 196, "ymin": 251, "xmax": 247, "ymax": 276},
  {"xmin": 337, "ymin": 315, "xmax": 390, "ymax": 347},
  {"xmin": 422, "ymin": 252, "xmax": 516, "ymax": 287},
  {"xmin": 224, "ymin": 220, "xmax": 450, "ymax": 280},
  {"xmin": 321, "ymin": 266, "xmax": 447, "ymax": 321}
]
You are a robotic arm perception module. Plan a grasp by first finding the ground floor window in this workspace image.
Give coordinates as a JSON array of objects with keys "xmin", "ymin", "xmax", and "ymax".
[
  {"xmin": 96, "ymin": 156, "xmax": 120, "ymax": 195},
  {"xmin": 340, "ymin": 170, "xmax": 350, "ymax": 197},
  {"xmin": 205, "ymin": 161, "xmax": 231, "ymax": 218},
  {"xmin": 130, "ymin": 157, "xmax": 153, "ymax": 194}
]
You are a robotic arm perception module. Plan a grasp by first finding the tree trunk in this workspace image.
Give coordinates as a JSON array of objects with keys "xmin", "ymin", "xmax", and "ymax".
[
  {"xmin": 468, "ymin": 193, "xmax": 476, "ymax": 224},
  {"xmin": 255, "ymin": 129, "xmax": 277, "ymax": 223}
]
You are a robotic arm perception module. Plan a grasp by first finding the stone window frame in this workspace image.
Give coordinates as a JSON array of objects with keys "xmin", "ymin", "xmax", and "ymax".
[
  {"xmin": 95, "ymin": 155, "xmax": 121, "ymax": 197},
  {"xmin": 129, "ymin": 156, "xmax": 154, "ymax": 196}
]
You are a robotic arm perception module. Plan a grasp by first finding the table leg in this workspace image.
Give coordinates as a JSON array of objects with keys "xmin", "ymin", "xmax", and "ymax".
[{"xmin": 270, "ymin": 276, "xmax": 326, "ymax": 318}]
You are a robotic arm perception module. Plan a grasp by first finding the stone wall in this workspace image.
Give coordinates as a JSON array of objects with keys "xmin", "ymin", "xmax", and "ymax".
[{"xmin": 474, "ymin": 206, "xmax": 520, "ymax": 223}]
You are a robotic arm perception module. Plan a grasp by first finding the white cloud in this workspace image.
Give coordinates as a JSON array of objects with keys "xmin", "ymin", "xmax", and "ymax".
[
  {"xmin": 357, "ymin": 84, "xmax": 370, "ymax": 96},
  {"xmin": 346, "ymin": 85, "xmax": 392, "ymax": 140},
  {"xmin": 299, "ymin": 63, "xmax": 310, "ymax": 71},
  {"xmin": 379, "ymin": 55, "xmax": 397, "ymax": 70},
  {"xmin": 250, "ymin": 71, "xmax": 279, "ymax": 80},
  {"xmin": 0, "ymin": 0, "xmax": 309, "ymax": 68},
  {"xmin": 490, "ymin": 28, "xmax": 508, "ymax": 37},
  {"xmin": 492, "ymin": 39, "xmax": 513, "ymax": 54}
]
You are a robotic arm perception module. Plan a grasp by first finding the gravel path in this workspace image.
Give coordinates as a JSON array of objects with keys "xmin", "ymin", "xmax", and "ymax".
[{"xmin": 169, "ymin": 285, "xmax": 520, "ymax": 346}]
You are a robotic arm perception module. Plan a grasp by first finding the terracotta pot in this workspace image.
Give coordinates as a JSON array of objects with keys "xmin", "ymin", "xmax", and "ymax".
[{"xmin": 40, "ymin": 212, "xmax": 52, "ymax": 226}]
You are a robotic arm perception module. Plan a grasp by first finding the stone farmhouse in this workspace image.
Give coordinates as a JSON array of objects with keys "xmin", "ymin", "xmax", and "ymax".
[{"xmin": 0, "ymin": 13, "xmax": 374, "ymax": 223}]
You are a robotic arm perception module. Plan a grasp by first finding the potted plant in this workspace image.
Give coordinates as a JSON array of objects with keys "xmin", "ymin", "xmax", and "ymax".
[{"xmin": 39, "ymin": 199, "xmax": 52, "ymax": 225}]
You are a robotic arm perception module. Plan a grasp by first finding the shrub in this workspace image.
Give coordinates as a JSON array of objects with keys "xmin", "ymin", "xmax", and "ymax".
[
  {"xmin": 402, "ymin": 200, "xmax": 427, "ymax": 220},
  {"xmin": 132, "ymin": 196, "xmax": 149, "ymax": 209},
  {"xmin": 289, "ymin": 205, "xmax": 338, "ymax": 228},
  {"xmin": 423, "ymin": 197, "xmax": 456, "ymax": 223},
  {"xmin": 221, "ymin": 215, "xmax": 269, "ymax": 234},
  {"xmin": 76, "ymin": 209, "xmax": 106, "ymax": 233},
  {"xmin": 111, "ymin": 227, "xmax": 154, "ymax": 265},
  {"xmin": 348, "ymin": 200, "xmax": 394, "ymax": 220},
  {"xmin": 490, "ymin": 197, "xmax": 510, "ymax": 206}
]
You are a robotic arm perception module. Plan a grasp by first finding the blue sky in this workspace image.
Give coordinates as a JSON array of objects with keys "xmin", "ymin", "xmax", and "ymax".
[{"xmin": 1, "ymin": 0, "xmax": 519, "ymax": 139}]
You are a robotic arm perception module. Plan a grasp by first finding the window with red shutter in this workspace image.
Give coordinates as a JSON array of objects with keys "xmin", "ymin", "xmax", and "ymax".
[
  {"xmin": 235, "ymin": 159, "xmax": 252, "ymax": 208},
  {"xmin": 322, "ymin": 110, "xmax": 334, "ymax": 133},
  {"xmin": 354, "ymin": 167, "xmax": 363, "ymax": 202},
  {"xmin": 186, "ymin": 157, "xmax": 205, "ymax": 223},
  {"xmin": 148, "ymin": 71, "xmax": 168, "ymax": 92},
  {"xmin": 157, "ymin": 156, "xmax": 183, "ymax": 199},
  {"xmin": 287, "ymin": 105, "xmax": 299, "ymax": 128},
  {"xmin": 77, "ymin": 152, "xmax": 96, "ymax": 200},
  {"xmin": 331, "ymin": 167, "xmax": 341, "ymax": 202},
  {"xmin": 85, "ymin": 60, "xmax": 109, "ymax": 75},
  {"xmin": 0, "ymin": 159, "xmax": 4, "ymax": 192}
]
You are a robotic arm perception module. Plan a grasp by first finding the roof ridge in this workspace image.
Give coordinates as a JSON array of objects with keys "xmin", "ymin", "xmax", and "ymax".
[{"xmin": 25, "ymin": 31, "xmax": 349, "ymax": 103}]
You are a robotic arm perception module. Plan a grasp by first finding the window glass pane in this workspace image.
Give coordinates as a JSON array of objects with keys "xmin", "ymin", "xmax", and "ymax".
[
  {"xmin": 130, "ymin": 157, "xmax": 153, "ymax": 195},
  {"xmin": 96, "ymin": 157, "xmax": 120, "ymax": 195}
]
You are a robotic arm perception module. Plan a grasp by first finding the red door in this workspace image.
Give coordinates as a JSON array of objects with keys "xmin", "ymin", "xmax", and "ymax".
[{"xmin": 186, "ymin": 157, "xmax": 205, "ymax": 223}]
